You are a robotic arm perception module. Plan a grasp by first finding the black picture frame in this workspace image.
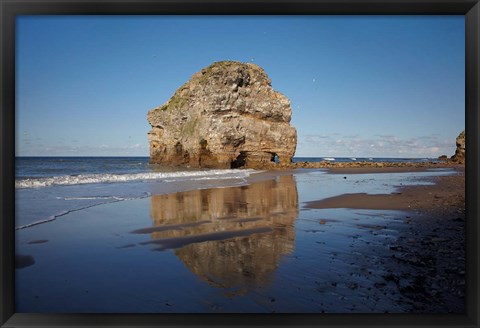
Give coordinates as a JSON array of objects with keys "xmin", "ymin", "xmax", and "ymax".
[{"xmin": 1, "ymin": 1, "xmax": 478, "ymax": 327}]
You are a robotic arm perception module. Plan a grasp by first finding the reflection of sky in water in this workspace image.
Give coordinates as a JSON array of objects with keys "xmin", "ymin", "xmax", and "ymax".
[
  {"xmin": 15, "ymin": 169, "xmax": 460, "ymax": 313},
  {"xmin": 295, "ymin": 169, "xmax": 455, "ymax": 203}
]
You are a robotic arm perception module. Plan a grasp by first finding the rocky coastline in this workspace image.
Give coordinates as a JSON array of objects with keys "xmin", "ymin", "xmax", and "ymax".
[
  {"xmin": 245, "ymin": 159, "xmax": 464, "ymax": 170},
  {"xmin": 147, "ymin": 61, "xmax": 296, "ymax": 169},
  {"xmin": 147, "ymin": 61, "xmax": 465, "ymax": 172}
]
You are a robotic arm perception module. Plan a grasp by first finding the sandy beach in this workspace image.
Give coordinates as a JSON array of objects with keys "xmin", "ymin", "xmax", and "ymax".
[
  {"xmin": 305, "ymin": 166, "xmax": 464, "ymax": 214},
  {"xmin": 15, "ymin": 165, "xmax": 465, "ymax": 313},
  {"xmin": 304, "ymin": 166, "xmax": 465, "ymax": 312}
]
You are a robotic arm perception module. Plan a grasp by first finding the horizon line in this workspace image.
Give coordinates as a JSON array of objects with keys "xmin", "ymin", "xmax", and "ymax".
[{"xmin": 15, "ymin": 155, "xmax": 442, "ymax": 159}]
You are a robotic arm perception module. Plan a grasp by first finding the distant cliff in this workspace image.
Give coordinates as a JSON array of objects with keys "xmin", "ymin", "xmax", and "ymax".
[
  {"xmin": 450, "ymin": 130, "xmax": 465, "ymax": 163},
  {"xmin": 147, "ymin": 61, "xmax": 297, "ymax": 169}
]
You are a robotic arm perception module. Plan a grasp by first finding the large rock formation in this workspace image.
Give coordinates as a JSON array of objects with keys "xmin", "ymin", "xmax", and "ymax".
[
  {"xmin": 147, "ymin": 61, "xmax": 297, "ymax": 168},
  {"xmin": 450, "ymin": 130, "xmax": 465, "ymax": 163}
]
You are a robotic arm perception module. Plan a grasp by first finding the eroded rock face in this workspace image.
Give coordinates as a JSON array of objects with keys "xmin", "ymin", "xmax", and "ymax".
[
  {"xmin": 147, "ymin": 61, "xmax": 297, "ymax": 168},
  {"xmin": 451, "ymin": 130, "xmax": 465, "ymax": 163}
]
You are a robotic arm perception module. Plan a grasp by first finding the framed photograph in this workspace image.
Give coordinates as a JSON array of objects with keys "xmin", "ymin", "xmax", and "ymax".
[{"xmin": 1, "ymin": 1, "xmax": 478, "ymax": 327}]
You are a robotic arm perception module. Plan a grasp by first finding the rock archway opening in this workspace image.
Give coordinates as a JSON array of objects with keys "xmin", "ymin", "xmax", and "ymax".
[
  {"xmin": 272, "ymin": 153, "xmax": 279, "ymax": 164},
  {"xmin": 231, "ymin": 152, "xmax": 248, "ymax": 169}
]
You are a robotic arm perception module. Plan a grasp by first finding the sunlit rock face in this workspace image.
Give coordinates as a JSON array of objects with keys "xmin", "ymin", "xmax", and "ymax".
[
  {"xmin": 145, "ymin": 175, "xmax": 298, "ymax": 291},
  {"xmin": 147, "ymin": 61, "xmax": 297, "ymax": 169},
  {"xmin": 450, "ymin": 130, "xmax": 465, "ymax": 163}
]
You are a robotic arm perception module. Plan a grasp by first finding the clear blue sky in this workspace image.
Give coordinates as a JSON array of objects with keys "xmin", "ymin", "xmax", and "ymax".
[{"xmin": 16, "ymin": 15, "xmax": 465, "ymax": 158}]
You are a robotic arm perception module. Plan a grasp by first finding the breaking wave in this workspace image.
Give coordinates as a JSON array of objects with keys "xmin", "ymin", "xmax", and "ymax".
[{"xmin": 16, "ymin": 169, "xmax": 258, "ymax": 189}]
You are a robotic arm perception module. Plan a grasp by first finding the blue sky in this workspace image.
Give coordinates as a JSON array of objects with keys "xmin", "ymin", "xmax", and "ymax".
[{"xmin": 16, "ymin": 16, "xmax": 465, "ymax": 158}]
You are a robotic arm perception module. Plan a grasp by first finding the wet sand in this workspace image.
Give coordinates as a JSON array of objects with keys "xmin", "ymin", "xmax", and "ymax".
[
  {"xmin": 305, "ymin": 167, "xmax": 464, "ymax": 215},
  {"xmin": 326, "ymin": 165, "xmax": 463, "ymax": 174},
  {"xmin": 304, "ymin": 167, "xmax": 465, "ymax": 312},
  {"xmin": 15, "ymin": 167, "xmax": 465, "ymax": 313},
  {"xmin": 15, "ymin": 254, "xmax": 35, "ymax": 269}
]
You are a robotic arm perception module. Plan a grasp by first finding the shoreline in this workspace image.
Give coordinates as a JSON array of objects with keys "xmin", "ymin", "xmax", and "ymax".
[
  {"xmin": 15, "ymin": 164, "xmax": 465, "ymax": 313},
  {"xmin": 303, "ymin": 168, "xmax": 465, "ymax": 312},
  {"xmin": 325, "ymin": 165, "xmax": 463, "ymax": 174},
  {"xmin": 249, "ymin": 160, "xmax": 463, "ymax": 170},
  {"xmin": 304, "ymin": 167, "xmax": 465, "ymax": 216}
]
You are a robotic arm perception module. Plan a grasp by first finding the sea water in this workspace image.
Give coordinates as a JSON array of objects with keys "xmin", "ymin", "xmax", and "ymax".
[
  {"xmin": 15, "ymin": 157, "xmax": 256, "ymax": 228},
  {"xmin": 292, "ymin": 157, "xmax": 440, "ymax": 163},
  {"xmin": 15, "ymin": 156, "xmax": 443, "ymax": 229},
  {"xmin": 14, "ymin": 156, "xmax": 460, "ymax": 313}
]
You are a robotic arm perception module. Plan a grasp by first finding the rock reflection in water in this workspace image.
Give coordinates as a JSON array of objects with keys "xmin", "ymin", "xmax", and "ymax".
[{"xmin": 148, "ymin": 175, "xmax": 298, "ymax": 290}]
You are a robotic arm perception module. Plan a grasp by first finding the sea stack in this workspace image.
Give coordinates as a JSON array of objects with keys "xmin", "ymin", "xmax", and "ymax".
[
  {"xmin": 147, "ymin": 61, "xmax": 297, "ymax": 169},
  {"xmin": 450, "ymin": 130, "xmax": 465, "ymax": 163}
]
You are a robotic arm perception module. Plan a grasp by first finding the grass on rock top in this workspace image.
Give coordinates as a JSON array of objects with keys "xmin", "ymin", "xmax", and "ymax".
[
  {"xmin": 159, "ymin": 87, "xmax": 191, "ymax": 111},
  {"xmin": 198, "ymin": 60, "xmax": 245, "ymax": 85}
]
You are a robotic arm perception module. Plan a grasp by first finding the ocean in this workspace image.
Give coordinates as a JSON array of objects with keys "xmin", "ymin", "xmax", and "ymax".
[
  {"xmin": 14, "ymin": 156, "xmax": 461, "ymax": 313},
  {"xmin": 292, "ymin": 157, "xmax": 439, "ymax": 163},
  {"xmin": 15, "ymin": 157, "xmax": 255, "ymax": 228},
  {"xmin": 16, "ymin": 156, "xmax": 439, "ymax": 181},
  {"xmin": 15, "ymin": 156, "xmax": 439, "ymax": 229}
]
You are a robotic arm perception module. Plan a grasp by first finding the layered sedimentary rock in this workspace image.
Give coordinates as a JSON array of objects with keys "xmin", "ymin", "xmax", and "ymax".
[
  {"xmin": 147, "ymin": 61, "xmax": 297, "ymax": 168},
  {"xmin": 451, "ymin": 130, "xmax": 465, "ymax": 163}
]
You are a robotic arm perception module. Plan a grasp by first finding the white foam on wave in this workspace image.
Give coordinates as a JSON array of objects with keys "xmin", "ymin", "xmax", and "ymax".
[
  {"xmin": 15, "ymin": 169, "xmax": 257, "ymax": 189},
  {"xmin": 15, "ymin": 216, "xmax": 57, "ymax": 230},
  {"xmin": 323, "ymin": 157, "xmax": 335, "ymax": 161},
  {"xmin": 15, "ymin": 192, "xmax": 153, "ymax": 230},
  {"xmin": 63, "ymin": 196, "xmax": 125, "ymax": 201}
]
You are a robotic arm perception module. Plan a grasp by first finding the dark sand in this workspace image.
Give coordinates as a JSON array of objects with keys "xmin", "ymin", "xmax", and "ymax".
[
  {"xmin": 27, "ymin": 239, "xmax": 49, "ymax": 244},
  {"xmin": 305, "ymin": 167, "xmax": 465, "ymax": 216},
  {"xmin": 139, "ymin": 227, "xmax": 274, "ymax": 251},
  {"xmin": 15, "ymin": 254, "xmax": 35, "ymax": 269},
  {"xmin": 304, "ymin": 167, "xmax": 465, "ymax": 312},
  {"xmin": 326, "ymin": 165, "xmax": 463, "ymax": 174},
  {"xmin": 131, "ymin": 221, "xmax": 212, "ymax": 234}
]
